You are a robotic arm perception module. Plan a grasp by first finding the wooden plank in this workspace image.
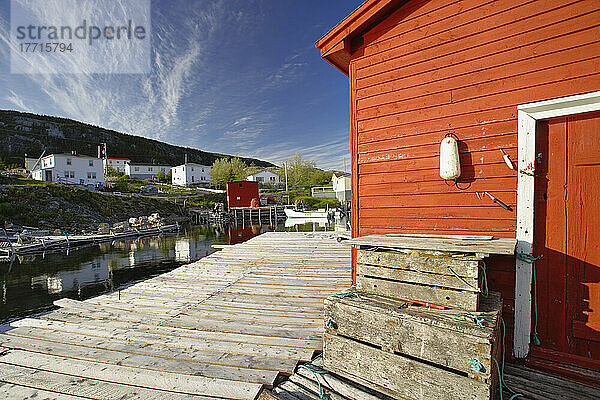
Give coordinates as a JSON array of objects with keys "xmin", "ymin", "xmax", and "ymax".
[
  {"xmin": 0, "ymin": 333, "xmax": 278, "ymax": 385},
  {"xmin": 52, "ymin": 300, "xmax": 322, "ymax": 340},
  {"xmin": 357, "ymin": 275, "xmax": 479, "ymax": 310},
  {"xmin": 323, "ymin": 333, "xmax": 493, "ymax": 400},
  {"xmin": 13, "ymin": 317, "xmax": 320, "ymax": 355},
  {"xmin": 348, "ymin": 234, "xmax": 516, "ymax": 255},
  {"xmin": 0, "ymin": 382, "xmax": 89, "ymax": 400},
  {"xmin": 0, "ymin": 363, "xmax": 217, "ymax": 400},
  {"xmin": 358, "ymin": 250, "xmax": 480, "ymax": 277},
  {"xmin": 358, "ymin": 263, "xmax": 479, "ymax": 293},
  {"xmin": 43, "ymin": 308, "xmax": 320, "ymax": 353},
  {"xmin": 0, "ymin": 349, "xmax": 262, "ymax": 400}
]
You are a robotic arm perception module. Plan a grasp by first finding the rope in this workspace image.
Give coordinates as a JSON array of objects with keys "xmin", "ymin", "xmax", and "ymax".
[
  {"xmin": 467, "ymin": 358, "xmax": 484, "ymax": 373},
  {"xmin": 325, "ymin": 319, "xmax": 335, "ymax": 329},
  {"xmin": 446, "ymin": 261, "xmax": 488, "ymax": 297},
  {"xmin": 333, "ymin": 290, "xmax": 362, "ymax": 298},
  {"xmin": 517, "ymin": 252, "xmax": 543, "ymax": 345},
  {"xmin": 480, "ymin": 261, "xmax": 489, "ymax": 297},
  {"xmin": 297, "ymin": 362, "xmax": 330, "ymax": 400},
  {"xmin": 447, "ymin": 266, "xmax": 478, "ymax": 291},
  {"xmin": 493, "ymin": 318, "xmax": 524, "ymax": 400},
  {"xmin": 452, "ymin": 306, "xmax": 486, "ymax": 328}
]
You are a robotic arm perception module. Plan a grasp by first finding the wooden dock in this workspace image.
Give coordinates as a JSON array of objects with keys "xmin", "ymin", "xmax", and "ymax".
[{"xmin": 0, "ymin": 232, "xmax": 351, "ymax": 399}]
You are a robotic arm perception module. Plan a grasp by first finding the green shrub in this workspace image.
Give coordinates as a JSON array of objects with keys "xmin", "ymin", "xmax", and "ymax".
[{"xmin": 294, "ymin": 196, "xmax": 340, "ymax": 210}]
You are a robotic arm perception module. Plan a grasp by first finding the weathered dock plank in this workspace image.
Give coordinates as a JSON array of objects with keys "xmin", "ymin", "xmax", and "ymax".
[{"xmin": 0, "ymin": 232, "xmax": 351, "ymax": 399}]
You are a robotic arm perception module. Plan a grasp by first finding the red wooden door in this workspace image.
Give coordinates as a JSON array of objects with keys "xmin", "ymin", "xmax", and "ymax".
[{"xmin": 531, "ymin": 111, "xmax": 600, "ymax": 381}]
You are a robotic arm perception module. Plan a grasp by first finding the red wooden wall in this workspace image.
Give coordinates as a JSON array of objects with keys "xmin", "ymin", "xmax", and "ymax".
[
  {"xmin": 346, "ymin": 0, "xmax": 600, "ymax": 356},
  {"xmin": 226, "ymin": 181, "xmax": 259, "ymax": 208}
]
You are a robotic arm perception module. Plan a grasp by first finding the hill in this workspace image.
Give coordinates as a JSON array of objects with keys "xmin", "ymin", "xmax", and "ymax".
[{"xmin": 0, "ymin": 110, "xmax": 275, "ymax": 168}]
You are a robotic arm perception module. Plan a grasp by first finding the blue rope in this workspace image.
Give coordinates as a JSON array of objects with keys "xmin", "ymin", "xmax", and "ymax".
[
  {"xmin": 517, "ymin": 252, "xmax": 543, "ymax": 345},
  {"xmin": 452, "ymin": 306, "xmax": 486, "ymax": 328},
  {"xmin": 298, "ymin": 362, "xmax": 330, "ymax": 400},
  {"xmin": 492, "ymin": 318, "xmax": 524, "ymax": 400},
  {"xmin": 333, "ymin": 290, "xmax": 362, "ymax": 298},
  {"xmin": 325, "ymin": 319, "xmax": 335, "ymax": 329},
  {"xmin": 467, "ymin": 358, "xmax": 484, "ymax": 373}
]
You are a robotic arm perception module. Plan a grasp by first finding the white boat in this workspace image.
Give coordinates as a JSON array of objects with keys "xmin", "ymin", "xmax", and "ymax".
[
  {"xmin": 284, "ymin": 208, "xmax": 332, "ymax": 219},
  {"xmin": 284, "ymin": 217, "xmax": 330, "ymax": 228}
]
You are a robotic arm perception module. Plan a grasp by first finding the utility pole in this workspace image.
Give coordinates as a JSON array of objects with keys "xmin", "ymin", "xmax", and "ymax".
[
  {"xmin": 27, "ymin": 150, "xmax": 46, "ymax": 179},
  {"xmin": 283, "ymin": 161, "xmax": 288, "ymax": 193}
]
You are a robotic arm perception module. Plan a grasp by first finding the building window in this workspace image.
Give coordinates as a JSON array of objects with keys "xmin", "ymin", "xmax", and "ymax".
[
  {"xmin": 148, "ymin": 167, "xmax": 153, "ymax": 172},
  {"xmin": 192, "ymin": 176, "xmax": 195, "ymax": 182},
  {"xmin": 87, "ymin": 172, "xmax": 96, "ymax": 179},
  {"xmin": 65, "ymin": 171, "xmax": 75, "ymax": 178},
  {"xmin": 64, "ymin": 171, "xmax": 69, "ymax": 178},
  {"xmin": 134, "ymin": 167, "xmax": 139, "ymax": 171},
  {"xmin": 191, "ymin": 167, "xmax": 194, "ymax": 172},
  {"xmin": 89, "ymin": 160, "xmax": 94, "ymax": 166},
  {"xmin": 66, "ymin": 158, "xmax": 72, "ymax": 165}
]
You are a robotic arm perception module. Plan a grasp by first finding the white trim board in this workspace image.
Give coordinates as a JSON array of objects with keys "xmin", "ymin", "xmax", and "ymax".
[{"xmin": 514, "ymin": 90, "xmax": 600, "ymax": 358}]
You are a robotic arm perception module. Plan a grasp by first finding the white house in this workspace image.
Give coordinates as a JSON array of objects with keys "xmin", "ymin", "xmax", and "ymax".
[
  {"xmin": 332, "ymin": 172, "xmax": 351, "ymax": 203},
  {"xmin": 31, "ymin": 153, "xmax": 104, "ymax": 185},
  {"xmin": 103, "ymin": 157, "xmax": 131, "ymax": 173},
  {"xmin": 125, "ymin": 163, "xmax": 171, "ymax": 180},
  {"xmin": 171, "ymin": 163, "xmax": 211, "ymax": 187},
  {"xmin": 246, "ymin": 170, "xmax": 280, "ymax": 185}
]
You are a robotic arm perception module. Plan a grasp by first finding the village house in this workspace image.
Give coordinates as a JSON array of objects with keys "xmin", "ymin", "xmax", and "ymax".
[
  {"xmin": 102, "ymin": 157, "xmax": 131, "ymax": 173},
  {"xmin": 171, "ymin": 162, "xmax": 211, "ymax": 187},
  {"xmin": 125, "ymin": 163, "xmax": 171, "ymax": 180},
  {"xmin": 30, "ymin": 153, "xmax": 104, "ymax": 185},
  {"xmin": 332, "ymin": 172, "xmax": 351, "ymax": 204},
  {"xmin": 317, "ymin": 0, "xmax": 600, "ymax": 384},
  {"xmin": 246, "ymin": 169, "xmax": 281, "ymax": 186}
]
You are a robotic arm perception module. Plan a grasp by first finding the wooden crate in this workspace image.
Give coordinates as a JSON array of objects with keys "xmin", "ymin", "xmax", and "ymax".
[
  {"xmin": 323, "ymin": 292, "xmax": 502, "ymax": 400},
  {"xmin": 357, "ymin": 249, "xmax": 484, "ymax": 310}
]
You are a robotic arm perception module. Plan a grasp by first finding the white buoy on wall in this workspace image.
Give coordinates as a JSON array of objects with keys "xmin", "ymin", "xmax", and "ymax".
[{"xmin": 440, "ymin": 134, "xmax": 461, "ymax": 181}]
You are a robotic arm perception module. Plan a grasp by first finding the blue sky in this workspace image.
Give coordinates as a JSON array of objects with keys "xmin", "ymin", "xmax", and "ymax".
[{"xmin": 0, "ymin": 0, "xmax": 364, "ymax": 170}]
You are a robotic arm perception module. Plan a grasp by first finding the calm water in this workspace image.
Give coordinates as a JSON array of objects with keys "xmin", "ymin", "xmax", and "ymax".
[{"xmin": 0, "ymin": 217, "xmax": 347, "ymax": 324}]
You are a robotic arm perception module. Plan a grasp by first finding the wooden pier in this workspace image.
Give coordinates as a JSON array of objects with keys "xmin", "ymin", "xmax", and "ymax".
[
  {"xmin": 0, "ymin": 224, "xmax": 179, "ymax": 258},
  {"xmin": 0, "ymin": 232, "xmax": 351, "ymax": 399},
  {"xmin": 190, "ymin": 206, "xmax": 286, "ymax": 226}
]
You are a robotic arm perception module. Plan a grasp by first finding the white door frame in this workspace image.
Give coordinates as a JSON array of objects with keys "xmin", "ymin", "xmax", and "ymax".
[{"xmin": 514, "ymin": 90, "xmax": 600, "ymax": 358}]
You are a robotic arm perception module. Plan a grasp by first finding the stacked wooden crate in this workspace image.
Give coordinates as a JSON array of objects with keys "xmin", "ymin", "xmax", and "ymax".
[{"xmin": 322, "ymin": 234, "xmax": 517, "ymax": 400}]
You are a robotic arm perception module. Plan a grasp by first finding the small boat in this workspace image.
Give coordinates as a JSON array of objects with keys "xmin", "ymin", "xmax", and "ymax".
[{"xmin": 284, "ymin": 208, "xmax": 333, "ymax": 219}]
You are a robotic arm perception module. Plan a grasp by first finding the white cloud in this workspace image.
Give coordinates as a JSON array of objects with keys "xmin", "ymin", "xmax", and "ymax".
[{"xmin": 5, "ymin": 90, "xmax": 33, "ymax": 113}]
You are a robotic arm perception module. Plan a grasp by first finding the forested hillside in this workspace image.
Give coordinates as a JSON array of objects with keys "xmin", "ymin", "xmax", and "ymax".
[{"xmin": 0, "ymin": 110, "xmax": 275, "ymax": 168}]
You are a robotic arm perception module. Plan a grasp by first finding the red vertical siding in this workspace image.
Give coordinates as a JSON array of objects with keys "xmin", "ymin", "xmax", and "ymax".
[
  {"xmin": 226, "ymin": 181, "xmax": 259, "ymax": 208},
  {"xmin": 348, "ymin": 0, "xmax": 600, "ymax": 356}
]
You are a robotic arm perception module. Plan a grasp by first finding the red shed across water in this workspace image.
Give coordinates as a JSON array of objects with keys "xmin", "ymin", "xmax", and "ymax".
[
  {"xmin": 226, "ymin": 181, "xmax": 259, "ymax": 208},
  {"xmin": 317, "ymin": 0, "xmax": 600, "ymax": 383}
]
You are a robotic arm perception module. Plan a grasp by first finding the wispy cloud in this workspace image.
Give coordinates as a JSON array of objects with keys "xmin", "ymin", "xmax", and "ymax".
[
  {"xmin": 0, "ymin": 0, "xmax": 226, "ymax": 142},
  {"xmin": 247, "ymin": 131, "xmax": 350, "ymax": 171},
  {"xmin": 5, "ymin": 90, "xmax": 33, "ymax": 113}
]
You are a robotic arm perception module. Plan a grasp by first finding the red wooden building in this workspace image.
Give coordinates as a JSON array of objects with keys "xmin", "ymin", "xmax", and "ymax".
[
  {"xmin": 226, "ymin": 181, "xmax": 260, "ymax": 208},
  {"xmin": 317, "ymin": 0, "xmax": 600, "ymax": 382}
]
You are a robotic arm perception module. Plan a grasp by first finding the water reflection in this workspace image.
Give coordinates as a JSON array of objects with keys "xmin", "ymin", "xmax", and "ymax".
[{"xmin": 0, "ymin": 225, "xmax": 224, "ymax": 324}]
